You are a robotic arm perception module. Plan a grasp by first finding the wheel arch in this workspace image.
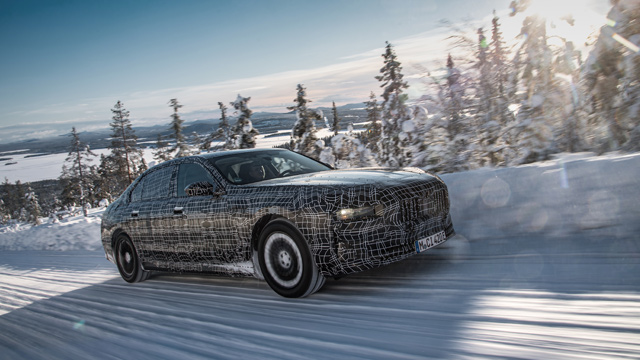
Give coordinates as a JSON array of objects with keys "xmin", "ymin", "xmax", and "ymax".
[
  {"xmin": 251, "ymin": 214, "xmax": 286, "ymax": 252},
  {"xmin": 110, "ymin": 228, "xmax": 128, "ymax": 251}
]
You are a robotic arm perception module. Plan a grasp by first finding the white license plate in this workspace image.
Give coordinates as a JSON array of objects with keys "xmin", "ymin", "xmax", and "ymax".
[{"xmin": 415, "ymin": 231, "xmax": 446, "ymax": 253}]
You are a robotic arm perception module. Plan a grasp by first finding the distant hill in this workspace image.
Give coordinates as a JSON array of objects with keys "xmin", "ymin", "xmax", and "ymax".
[{"xmin": 0, "ymin": 104, "xmax": 367, "ymax": 155}]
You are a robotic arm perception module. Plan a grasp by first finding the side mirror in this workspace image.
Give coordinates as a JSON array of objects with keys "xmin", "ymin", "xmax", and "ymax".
[{"xmin": 185, "ymin": 181, "xmax": 215, "ymax": 197}]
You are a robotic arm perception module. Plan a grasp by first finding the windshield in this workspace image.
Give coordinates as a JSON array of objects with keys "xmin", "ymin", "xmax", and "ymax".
[{"xmin": 208, "ymin": 150, "xmax": 331, "ymax": 185}]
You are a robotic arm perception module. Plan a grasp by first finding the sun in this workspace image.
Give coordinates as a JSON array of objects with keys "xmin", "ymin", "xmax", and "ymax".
[{"xmin": 516, "ymin": 0, "xmax": 606, "ymax": 45}]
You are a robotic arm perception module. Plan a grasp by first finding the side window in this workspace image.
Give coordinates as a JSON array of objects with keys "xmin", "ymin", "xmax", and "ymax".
[
  {"xmin": 177, "ymin": 163, "xmax": 216, "ymax": 197},
  {"xmin": 131, "ymin": 180, "xmax": 143, "ymax": 203},
  {"xmin": 141, "ymin": 166, "xmax": 174, "ymax": 201},
  {"xmin": 132, "ymin": 166, "xmax": 174, "ymax": 202}
]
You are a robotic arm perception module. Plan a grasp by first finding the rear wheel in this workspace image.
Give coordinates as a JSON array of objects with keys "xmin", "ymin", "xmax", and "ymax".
[
  {"xmin": 258, "ymin": 221, "xmax": 325, "ymax": 298},
  {"xmin": 115, "ymin": 234, "xmax": 149, "ymax": 283}
]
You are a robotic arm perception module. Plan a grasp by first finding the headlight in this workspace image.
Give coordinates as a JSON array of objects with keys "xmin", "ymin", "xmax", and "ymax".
[{"xmin": 336, "ymin": 204, "xmax": 384, "ymax": 221}]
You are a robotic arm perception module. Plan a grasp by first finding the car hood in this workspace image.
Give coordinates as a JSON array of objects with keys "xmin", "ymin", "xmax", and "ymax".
[{"xmin": 253, "ymin": 167, "xmax": 442, "ymax": 188}]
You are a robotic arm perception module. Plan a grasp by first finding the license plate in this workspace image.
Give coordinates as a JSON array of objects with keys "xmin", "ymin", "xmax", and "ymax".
[{"xmin": 415, "ymin": 231, "xmax": 446, "ymax": 253}]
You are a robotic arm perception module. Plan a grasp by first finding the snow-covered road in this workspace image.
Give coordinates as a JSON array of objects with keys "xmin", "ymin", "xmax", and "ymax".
[
  {"xmin": 1, "ymin": 235, "xmax": 639, "ymax": 359},
  {"xmin": 1, "ymin": 152, "xmax": 639, "ymax": 359}
]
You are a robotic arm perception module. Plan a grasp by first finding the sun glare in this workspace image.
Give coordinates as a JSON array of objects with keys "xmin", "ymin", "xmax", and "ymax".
[{"xmin": 522, "ymin": 0, "xmax": 605, "ymax": 45}]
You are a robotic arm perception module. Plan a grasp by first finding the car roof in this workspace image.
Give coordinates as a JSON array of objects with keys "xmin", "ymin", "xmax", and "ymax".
[{"xmin": 197, "ymin": 148, "xmax": 288, "ymax": 160}]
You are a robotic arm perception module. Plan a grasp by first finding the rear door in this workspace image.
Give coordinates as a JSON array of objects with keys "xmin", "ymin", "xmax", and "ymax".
[
  {"xmin": 133, "ymin": 164, "xmax": 177, "ymax": 266},
  {"xmin": 169, "ymin": 160, "xmax": 235, "ymax": 270}
]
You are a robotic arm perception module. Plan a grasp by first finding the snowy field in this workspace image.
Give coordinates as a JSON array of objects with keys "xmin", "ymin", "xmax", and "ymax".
[
  {"xmin": 0, "ymin": 131, "xmax": 305, "ymax": 183},
  {"xmin": 0, "ymin": 151, "xmax": 639, "ymax": 359}
]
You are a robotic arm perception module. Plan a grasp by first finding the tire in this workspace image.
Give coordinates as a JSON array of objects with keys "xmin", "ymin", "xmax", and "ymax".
[
  {"xmin": 258, "ymin": 221, "xmax": 325, "ymax": 298},
  {"xmin": 115, "ymin": 234, "xmax": 149, "ymax": 283}
]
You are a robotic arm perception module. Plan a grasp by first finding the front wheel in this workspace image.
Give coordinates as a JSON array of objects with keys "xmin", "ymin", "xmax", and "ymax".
[
  {"xmin": 258, "ymin": 221, "xmax": 325, "ymax": 298},
  {"xmin": 115, "ymin": 234, "xmax": 149, "ymax": 283}
]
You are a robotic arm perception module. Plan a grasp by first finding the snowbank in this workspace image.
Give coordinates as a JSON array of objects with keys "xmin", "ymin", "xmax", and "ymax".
[
  {"xmin": 0, "ymin": 208, "xmax": 104, "ymax": 251},
  {"xmin": 444, "ymin": 151, "xmax": 640, "ymax": 241},
  {"xmin": 1, "ymin": 151, "xmax": 639, "ymax": 251}
]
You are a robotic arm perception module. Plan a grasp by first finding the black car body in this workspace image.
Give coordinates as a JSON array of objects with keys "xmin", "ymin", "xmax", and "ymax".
[{"xmin": 101, "ymin": 148, "xmax": 455, "ymax": 297}]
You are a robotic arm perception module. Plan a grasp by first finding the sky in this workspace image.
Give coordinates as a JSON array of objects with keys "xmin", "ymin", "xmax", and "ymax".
[{"xmin": 0, "ymin": 0, "xmax": 610, "ymax": 143}]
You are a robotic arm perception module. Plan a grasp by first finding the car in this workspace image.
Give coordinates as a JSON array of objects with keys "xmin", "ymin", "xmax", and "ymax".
[{"xmin": 101, "ymin": 148, "xmax": 455, "ymax": 297}]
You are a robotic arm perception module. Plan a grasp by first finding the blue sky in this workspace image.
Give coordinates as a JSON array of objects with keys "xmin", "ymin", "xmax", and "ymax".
[{"xmin": 0, "ymin": 0, "xmax": 609, "ymax": 143}]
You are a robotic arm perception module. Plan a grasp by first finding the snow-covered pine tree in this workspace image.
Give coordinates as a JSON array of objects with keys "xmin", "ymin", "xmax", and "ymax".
[
  {"xmin": 201, "ymin": 102, "xmax": 232, "ymax": 152},
  {"xmin": 618, "ymin": 0, "xmax": 640, "ymax": 151},
  {"xmin": 413, "ymin": 52, "xmax": 475, "ymax": 172},
  {"xmin": 109, "ymin": 101, "xmax": 145, "ymax": 190},
  {"xmin": 288, "ymin": 84, "xmax": 322, "ymax": 158},
  {"xmin": 335, "ymin": 123, "xmax": 377, "ymax": 168},
  {"xmin": 318, "ymin": 139, "xmax": 336, "ymax": 168},
  {"xmin": 363, "ymin": 92, "xmax": 382, "ymax": 156},
  {"xmin": 0, "ymin": 199, "xmax": 8, "ymax": 225},
  {"xmin": 477, "ymin": 27, "xmax": 491, "ymax": 120},
  {"xmin": 553, "ymin": 40, "xmax": 585, "ymax": 153},
  {"xmin": 443, "ymin": 54, "xmax": 475, "ymax": 171},
  {"xmin": 24, "ymin": 185, "xmax": 42, "ymax": 225},
  {"xmin": 231, "ymin": 94, "xmax": 259, "ymax": 149},
  {"xmin": 199, "ymin": 131, "xmax": 215, "ymax": 153},
  {"xmin": 60, "ymin": 127, "xmax": 97, "ymax": 217},
  {"xmin": 584, "ymin": 0, "xmax": 640, "ymax": 152},
  {"xmin": 490, "ymin": 13, "xmax": 513, "ymax": 103},
  {"xmin": 153, "ymin": 134, "xmax": 172, "ymax": 163},
  {"xmin": 330, "ymin": 102, "xmax": 340, "ymax": 136},
  {"xmin": 507, "ymin": 3, "xmax": 566, "ymax": 164},
  {"xmin": 188, "ymin": 131, "xmax": 202, "ymax": 155},
  {"xmin": 216, "ymin": 101, "xmax": 235, "ymax": 150},
  {"xmin": 12, "ymin": 181, "xmax": 27, "ymax": 221},
  {"xmin": 0, "ymin": 178, "xmax": 19, "ymax": 224},
  {"xmin": 168, "ymin": 98, "xmax": 190, "ymax": 158},
  {"xmin": 474, "ymin": 24, "xmax": 513, "ymax": 167},
  {"xmin": 95, "ymin": 154, "xmax": 119, "ymax": 202},
  {"xmin": 375, "ymin": 41, "xmax": 411, "ymax": 167},
  {"xmin": 1, "ymin": 179, "xmax": 15, "ymax": 222}
]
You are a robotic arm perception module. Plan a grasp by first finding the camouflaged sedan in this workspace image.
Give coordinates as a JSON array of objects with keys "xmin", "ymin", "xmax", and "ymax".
[{"xmin": 101, "ymin": 148, "xmax": 455, "ymax": 297}]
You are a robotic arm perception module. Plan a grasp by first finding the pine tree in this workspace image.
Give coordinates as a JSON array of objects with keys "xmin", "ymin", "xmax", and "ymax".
[
  {"xmin": 95, "ymin": 154, "xmax": 120, "ymax": 202},
  {"xmin": 24, "ymin": 185, "xmax": 42, "ymax": 225},
  {"xmin": 413, "ymin": 53, "xmax": 475, "ymax": 172},
  {"xmin": 375, "ymin": 42, "xmax": 411, "ymax": 167},
  {"xmin": 474, "ymin": 23, "xmax": 513, "ymax": 167},
  {"xmin": 153, "ymin": 134, "xmax": 172, "ymax": 163},
  {"xmin": 584, "ymin": 0, "xmax": 640, "ymax": 152},
  {"xmin": 168, "ymin": 98, "xmax": 190, "ymax": 158},
  {"xmin": 288, "ymin": 84, "xmax": 322, "ymax": 158},
  {"xmin": 330, "ymin": 123, "xmax": 376, "ymax": 169},
  {"xmin": 12, "ymin": 180, "xmax": 27, "ymax": 221},
  {"xmin": 200, "ymin": 102, "xmax": 226, "ymax": 152},
  {"xmin": 109, "ymin": 101, "xmax": 144, "ymax": 191},
  {"xmin": 0, "ymin": 178, "xmax": 17, "ymax": 223},
  {"xmin": 330, "ymin": 102, "xmax": 340, "ymax": 136},
  {"xmin": 364, "ymin": 92, "xmax": 382, "ymax": 156},
  {"xmin": 188, "ymin": 131, "xmax": 202, "ymax": 155},
  {"xmin": 230, "ymin": 94, "xmax": 259, "ymax": 149},
  {"xmin": 0, "ymin": 199, "xmax": 9, "ymax": 225},
  {"xmin": 508, "ymin": 2, "xmax": 575, "ymax": 163},
  {"xmin": 60, "ymin": 127, "xmax": 97, "ymax": 217},
  {"xmin": 217, "ymin": 101, "xmax": 235, "ymax": 150},
  {"xmin": 490, "ymin": 12, "xmax": 511, "ymax": 102}
]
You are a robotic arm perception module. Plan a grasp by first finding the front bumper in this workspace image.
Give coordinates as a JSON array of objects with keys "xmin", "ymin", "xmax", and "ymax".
[{"xmin": 322, "ymin": 212, "xmax": 455, "ymax": 277}]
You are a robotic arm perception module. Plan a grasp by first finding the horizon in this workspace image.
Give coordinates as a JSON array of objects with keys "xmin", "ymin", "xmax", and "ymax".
[{"xmin": 0, "ymin": 0, "xmax": 609, "ymax": 144}]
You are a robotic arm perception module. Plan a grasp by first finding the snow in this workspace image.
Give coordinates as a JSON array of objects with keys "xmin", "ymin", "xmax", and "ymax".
[
  {"xmin": 0, "ymin": 208, "xmax": 104, "ymax": 251},
  {"xmin": 1, "ymin": 150, "xmax": 108, "ymax": 183},
  {"xmin": 0, "ymin": 151, "xmax": 639, "ymax": 359}
]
